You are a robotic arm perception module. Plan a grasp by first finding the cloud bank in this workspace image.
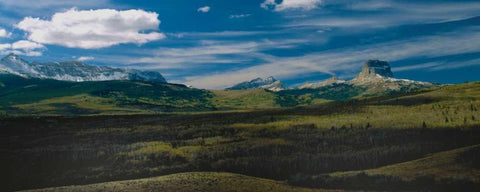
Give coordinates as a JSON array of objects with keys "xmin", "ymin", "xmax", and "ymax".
[{"xmin": 16, "ymin": 8, "xmax": 165, "ymax": 49}]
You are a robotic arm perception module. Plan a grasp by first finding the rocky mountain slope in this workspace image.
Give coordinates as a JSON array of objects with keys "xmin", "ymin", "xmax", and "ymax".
[
  {"xmin": 299, "ymin": 60, "xmax": 438, "ymax": 96},
  {"xmin": 226, "ymin": 76, "xmax": 285, "ymax": 91},
  {"xmin": 0, "ymin": 53, "xmax": 166, "ymax": 82}
]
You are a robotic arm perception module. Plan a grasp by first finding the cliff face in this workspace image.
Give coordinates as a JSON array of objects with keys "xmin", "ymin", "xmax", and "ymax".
[{"xmin": 355, "ymin": 60, "xmax": 394, "ymax": 80}]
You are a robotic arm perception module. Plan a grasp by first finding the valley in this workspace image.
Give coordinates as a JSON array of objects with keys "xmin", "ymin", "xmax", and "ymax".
[{"xmin": 1, "ymin": 82, "xmax": 479, "ymax": 191}]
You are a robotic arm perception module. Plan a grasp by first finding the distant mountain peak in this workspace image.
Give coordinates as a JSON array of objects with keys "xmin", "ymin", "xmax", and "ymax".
[
  {"xmin": 356, "ymin": 60, "xmax": 394, "ymax": 80},
  {"xmin": 2, "ymin": 53, "xmax": 26, "ymax": 63},
  {"xmin": 227, "ymin": 76, "xmax": 284, "ymax": 91},
  {"xmin": 0, "ymin": 54, "xmax": 167, "ymax": 83},
  {"xmin": 296, "ymin": 59, "xmax": 438, "ymax": 97}
]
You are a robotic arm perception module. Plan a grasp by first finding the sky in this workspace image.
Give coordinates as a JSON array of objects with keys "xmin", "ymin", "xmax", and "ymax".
[{"xmin": 0, "ymin": 0, "xmax": 479, "ymax": 89}]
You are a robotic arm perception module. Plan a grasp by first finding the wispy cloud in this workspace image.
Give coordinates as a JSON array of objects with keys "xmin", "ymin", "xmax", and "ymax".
[
  {"xmin": 124, "ymin": 39, "xmax": 307, "ymax": 69},
  {"xmin": 185, "ymin": 27, "xmax": 480, "ymax": 89},
  {"xmin": 197, "ymin": 6, "xmax": 210, "ymax": 13},
  {"xmin": 77, "ymin": 56, "xmax": 94, "ymax": 62},
  {"xmin": 167, "ymin": 31, "xmax": 272, "ymax": 39},
  {"xmin": 261, "ymin": 0, "xmax": 322, "ymax": 11},
  {"xmin": 288, "ymin": 1, "xmax": 480, "ymax": 28},
  {"xmin": 392, "ymin": 62, "xmax": 440, "ymax": 72},
  {"xmin": 229, "ymin": 14, "xmax": 252, "ymax": 19}
]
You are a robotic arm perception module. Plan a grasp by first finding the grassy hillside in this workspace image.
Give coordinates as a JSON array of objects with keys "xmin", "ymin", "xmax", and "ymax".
[
  {"xmin": 2, "ymin": 80, "xmax": 480, "ymax": 191},
  {"xmin": 331, "ymin": 144, "xmax": 480, "ymax": 181},
  {"xmin": 24, "ymin": 172, "xmax": 333, "ymax": 192},
  {"xmin": 0, "ymin": 74, "xmax": 454, "ymax": 115},
  {"xmin": 291, "ymin": 145, "xmax": 480, "ymax": 191},
  {"xmin": 0, "ymin": 74, "xmax": 214, "ymax": 114},
  {"xmin": 210, "ymin": 89, "xmax": 279, "ymax": 109},
  {"xmin": 2, "ymin": 82, "xmax": 480, "ymax": 191}
]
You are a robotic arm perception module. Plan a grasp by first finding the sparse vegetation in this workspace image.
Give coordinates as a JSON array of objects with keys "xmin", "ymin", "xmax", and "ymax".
[{"xmin": 1, "ymin": 79, "xmax": 480, "ymax": 191}]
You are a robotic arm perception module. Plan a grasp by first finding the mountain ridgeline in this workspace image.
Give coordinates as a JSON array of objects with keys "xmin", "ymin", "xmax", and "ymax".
[
  {"xmin": 0, "ymin": 53, "xmax": 166, "ymax": 82},
  {"xmin": 226, "ymin": 76, "xmax": 285, "ymax": 91},
  {"xmin": 234, "ymin": 60, "xmax": 438, "ymax": 101},
  {"xmin": 0, "ymin": 55, "xmax": 444, "ymax": 114}
]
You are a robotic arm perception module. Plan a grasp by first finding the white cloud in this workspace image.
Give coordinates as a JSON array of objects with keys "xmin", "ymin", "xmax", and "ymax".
[
  {"xmin": 0, "ymin": 28, "xmax": 10, "ymax": 38},
  {"xmin": 0, "ymin": 44, "xmax": 10, "ymax": 51},
  {"xmin": 16, "ymin": 8, "xmax": 165, "ymax": 49},
  {"xmin": 77, "ymin": 56, "xmax": 94, "ymax": 61},
  {"xmin": 11, "ymin": 40, "xmax": 44, "ymax": 50},
  {"xmin": 0, "ymin": 40, "xmax": 45, "ymax": 56},
  {"xmin": 197, "ymin": 6, "xmax": 210, "ymax": 13},
  {"xmin": 261, "ymin": 0, "xmax": 322, "ymax": 11},
  {"xmin": 229, "ymin": 14, "xmax": 252, "ymax": 19}
]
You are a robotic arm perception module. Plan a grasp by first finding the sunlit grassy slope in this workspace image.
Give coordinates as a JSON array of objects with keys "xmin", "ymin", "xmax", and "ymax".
[
  {"xmin": 24, "ymin": 172, "xmax": 335, "ymax": 192},
  {"xmin": 329, "ymin": 144, "xmax": 480, "ymax": 182},
  {"xmin": 0, "ymin": 74, "xmax": 214, "ymax": 114},
  {"xmin": 211, "ymin": 89, "xmax": 279, "ymax": 109},
  {"xmin": 1, "ymin": 74, "xmax": 479, "ymax": 127},
  {"xmin": 231, "ymin": 82, "xmax": 480, "ymax": 130}
]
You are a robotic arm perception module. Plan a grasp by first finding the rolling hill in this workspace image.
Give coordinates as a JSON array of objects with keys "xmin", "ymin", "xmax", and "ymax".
[
  {"xmin": 291, "ymin": 145, "xmax": 480, "ymax": 191},
  {"xmin": 0, "ymin": 74, "xmax": 214, "ymax": 115},
  {"xmin": 23, "ymin": 172, "xmax": 334, "ymax": 192}
]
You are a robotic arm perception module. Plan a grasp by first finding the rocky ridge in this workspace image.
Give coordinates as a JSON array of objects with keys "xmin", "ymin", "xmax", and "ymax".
[{"xmin": 0, "ymin": 53, "xmax": 166, "ymax": 83}]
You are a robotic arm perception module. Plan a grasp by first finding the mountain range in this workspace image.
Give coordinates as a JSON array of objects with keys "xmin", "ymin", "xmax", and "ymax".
[
  {"xmin": 0, "ymin": 53, "xmax": 166, "ymax": 83},
  {"xmin": 0, "ymin": 54, "xmax": 443, "ymax": 114},
  {"xmin": 230, "ymin": 60, "xmax": 438, "ymax": 97}
]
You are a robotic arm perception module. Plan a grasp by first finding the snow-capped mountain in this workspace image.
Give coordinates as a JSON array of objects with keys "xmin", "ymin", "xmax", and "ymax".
[
  {"xmin": 0, "ymin": 53, "xmax": 166, "ymax": 83},
  {"xmin": 226, "ymin": 76, "xmax": 285, "ymax": 91}
]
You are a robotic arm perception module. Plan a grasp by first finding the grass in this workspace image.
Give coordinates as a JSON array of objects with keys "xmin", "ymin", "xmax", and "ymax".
[
  {"xmin": 14, "ymin": 94, "xmax": 142, "ymax": 115},
  {"xmin": 2, "ymin": 81, "xmax": 480, "ymax": 191},
  {"xmin": 227, "ymin": 82, "xmax": 480, "ymax": 130},
  {"xmin": 23, "ymin": 172, "xmax": 336, "ymax": 192},
  {"xmin": 329, "ymin": 144, "xmax": 480, "ymax": 182},
  {"xmin": 210, "ymin": 89, "xmax": 279, "ymax": 109},
  {"xmin": 0, "ymin": 74, "xmax": 215, "ymax": 114}
]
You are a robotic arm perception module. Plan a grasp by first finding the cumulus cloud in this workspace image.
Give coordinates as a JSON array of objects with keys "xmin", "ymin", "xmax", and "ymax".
[
  {"xmin": 261, "ymin": 0, "xmax": 322, "ymax": 11},
  {"xmin": 197, "ymin": 6, "xmax": 210, "ymax": 13},
  {"xmin": 16, "ymin": 8, "xmax": 165, "ymax": 49},
  {"xmin": 0, "ymin": 40, "xmax": 45, "ymax": 56},
  {"xmin": 77, "ymin": 56, "xmax": 94, "ymax": 61}
]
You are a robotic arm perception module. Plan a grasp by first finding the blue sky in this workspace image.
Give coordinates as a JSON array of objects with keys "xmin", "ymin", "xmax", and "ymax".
[{"xmin": 0, "ymin": 0, "xmax": 479, "ymax": 88}]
